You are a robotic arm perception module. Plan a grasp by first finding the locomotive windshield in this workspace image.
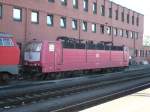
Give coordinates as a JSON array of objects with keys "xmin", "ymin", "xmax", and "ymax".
[
  {"xmin": 0, "ymin": 38, "xmax": 14, "ymax": 46},
  {"xmin": 25, "ymin": 42, "xmax": 42, "ymax": 52}
]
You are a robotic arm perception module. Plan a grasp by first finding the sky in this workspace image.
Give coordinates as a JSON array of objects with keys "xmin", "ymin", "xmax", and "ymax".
[{"xmin": 110, "ymin": 0, "xmax": 150, "ymax": 36}]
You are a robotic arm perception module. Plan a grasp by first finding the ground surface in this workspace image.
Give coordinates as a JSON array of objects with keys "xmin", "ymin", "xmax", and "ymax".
[{"xmin": 80, "ymin": 88, "xmax": 150, "ymax": 112}]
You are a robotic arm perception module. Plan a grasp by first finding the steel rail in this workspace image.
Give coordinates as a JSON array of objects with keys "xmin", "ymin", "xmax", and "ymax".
[
  {"xmin": 2, "ymin": 74, "xmax": 150, "ymax": 112},
  {"xmin": 0, "ymin": 71, "xmax": 150, "ymax": 109}
]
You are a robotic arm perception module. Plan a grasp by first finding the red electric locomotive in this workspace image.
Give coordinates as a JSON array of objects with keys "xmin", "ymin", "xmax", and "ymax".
[
  {"xmin": 0, "ymin": 33, "xmax": 20, "ymax": 81},
  {"xmin": 23, "ymin": 37, "xmax": 129, "ymax": 79}
]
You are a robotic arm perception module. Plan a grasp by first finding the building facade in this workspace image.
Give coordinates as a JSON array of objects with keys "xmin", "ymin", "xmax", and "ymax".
[{"xmin": 0, "ymin": 0, "xmax": 144, "ymax": 62}]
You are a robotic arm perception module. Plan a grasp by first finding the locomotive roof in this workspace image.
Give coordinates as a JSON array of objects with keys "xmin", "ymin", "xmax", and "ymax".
[{"xmin": 0, "ymin": 32, "xmax": 14, "ymax": 38}]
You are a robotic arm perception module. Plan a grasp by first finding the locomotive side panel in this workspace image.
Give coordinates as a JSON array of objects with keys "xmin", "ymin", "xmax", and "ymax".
[
  {"xmin": 86, "ymin": 50, "xmax": 111, "ymax": 69},
  {"xmin": 0, "ymin": 35, "xmax": 20, "ymax": 75},
  {"xmin": 111, "ymin": 51, "xmax": 124, "ymax": 67},
  {"xmin": 55, "ymin": 48, "xmax": 86, "ymax": 72}
]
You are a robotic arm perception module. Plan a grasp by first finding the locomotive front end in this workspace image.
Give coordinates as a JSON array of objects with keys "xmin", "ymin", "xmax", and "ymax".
[{"xmin": 23, "ymin": 40, "xmax": 43, "ymax": 76}]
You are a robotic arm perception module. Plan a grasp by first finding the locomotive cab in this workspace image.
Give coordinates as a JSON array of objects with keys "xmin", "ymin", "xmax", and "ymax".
[
  {"xmin": 23, "ymin": 40, "xmax": 57, "ymax": 77},
  {"xmin": 24, "ymin": 40, "xmax": 42, "ymax": 66}
]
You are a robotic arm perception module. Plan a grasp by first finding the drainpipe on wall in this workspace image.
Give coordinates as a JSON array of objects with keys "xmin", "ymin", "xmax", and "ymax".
[{"xmin": 24, "ymin": 8, "xmax": 28, "ymax": 42}]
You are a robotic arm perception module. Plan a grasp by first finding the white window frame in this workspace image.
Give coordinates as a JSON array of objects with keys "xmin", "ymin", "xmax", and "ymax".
[
  {"xmin": 113, "ymin": 28, "xmax": 117, "ymax": 36},
  {"xmin": 92, "ymin": 23, "xmax": 96, "ymax": 33},
  {"xmin": 60, "ymin": 17, "xmax": 66, "ymax": 28},
  {"xmin": 13, "ymin": 8, "xmax": 22, "ymax": 21},
  {"xmin": 72, "ymin": 19, "xmax": 77, "ymax": 30},
  {"xmin": 119, "ymin": 29, "xmax": 123, "ymax": 37},
  {"xmin": 82, "ymin": 21, "xmax": 87, "ymax": 31},
  {"xmin": 31, "ymin": 11, "xmax": 39, "ymax": 23},
  {"xmin": 106, "ymin": 26, "xmax": 111, "ymax": 35},
  {"xmin": 47, "ymin": 15, "xmax": 53, "ymax": 26}
]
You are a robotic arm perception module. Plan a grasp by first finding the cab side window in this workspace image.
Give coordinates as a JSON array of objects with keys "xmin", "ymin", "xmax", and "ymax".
[
  {"xmin": 0, "ymin": 38, "xmax": 3, "ymax": 46},
  {"xmin": 49, "ymin": 43, "xmax": 55, "ymax": 52}
]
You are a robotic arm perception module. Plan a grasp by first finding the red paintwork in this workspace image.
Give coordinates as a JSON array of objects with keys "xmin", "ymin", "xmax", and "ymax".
[
  {"xmin": 25, "ymin": 40, "xmax": 129, "ymax": 73},
  {"xmin": 0, "ymin": 37, "xmax": 20, "ymax": 65}
]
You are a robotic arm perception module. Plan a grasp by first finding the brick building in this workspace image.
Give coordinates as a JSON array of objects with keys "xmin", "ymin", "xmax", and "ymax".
[{"xmin": 0, "ymin": 0, "xmax": 144, "ymax": 62}]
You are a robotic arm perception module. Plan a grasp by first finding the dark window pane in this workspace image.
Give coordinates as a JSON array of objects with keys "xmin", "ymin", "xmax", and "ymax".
[
  {"xmin": 93, "ymin": 2, "xmax": 97, "ymax": 14},
  {"xmin": 61, "ymin": 0, "xmax": 67, "ymax": 6},
  {"xmin": 100, "ymin": 25, "xmax": 104, "ymax": 34},
  {"xmin": 73, "ymin": 0, "xmax": 78, "ymax": 9},
  {"xmin": 127, "ymin": 14, "xmax": 130, "ymax": 24},
  {"xmin": 136, "ymin": 17, "xmax": 139, "ymax": 26},
  {"xmin": 72, "ymin": 19, "xmax": 78, "ymax": 30},
  {"xmin": 121, "ymin": 12, "xmax": 124, "ymax": 22},
  {"xmin": 82, "ymin": 21, "xmax": 87, "ymax": 31},
  {"xmin": 0, "ymin": 38, "xmax": 3, "ymax": 46},
  {"xmin": 0, "ymin": 5, "xmax": 2, "ymax": 18},
  {"xmin": 83, "ymin": 0, "xmax": 88, "ymax": 12},
  {"xmin": 132, "ymin": 15, "xmax": 134, "ymax": 25},
  {"xmin": 115, "ymin": 10, "xmax": 118, "ymax": 20},
  {"xmin": 48, "ymin": 0, "xmax": 54, "ymax": 2},
  {"xmin": 109, "ymin": 8, "xmax": 112, "ymax": 18},
  {"xmin": 100, "ymin": 5, "xmax": 105, "ymax": 16}
]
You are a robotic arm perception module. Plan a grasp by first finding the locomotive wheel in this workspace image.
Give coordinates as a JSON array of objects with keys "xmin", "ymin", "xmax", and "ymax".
[{"xmin": 0, "ymin": 73, "xmax": 10, "ymax": 84}]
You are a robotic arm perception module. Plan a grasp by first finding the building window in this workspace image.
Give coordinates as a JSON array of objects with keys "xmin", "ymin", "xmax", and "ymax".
[
  {"xmin": 0, "ymin": 5, "xmax": 2, "ymax": 18},
  {"xmin": 127, "ymin": 14, "xmax": 130, "ymax": 24},
  {"xmin": 31, "ymin": 11, "xmax": 39, "ymax": 23},
  {"xmin": 132, "ymin": 15, "xmax": 134, "ymax": 25},
  {"xmin": 48, "ymin": 0, "xmax": 54, "ymax": 2},
  {"xmin": 132, "ymin": 32, "xmax": 135, "ymax": 39},
  {"xmin": 93, "ymin": 2, "xmax": 97, "ymax": 14},
  {"xmin": 100, "ymin": 5, "xmax": 105, "ymax": 16},
  {"xmin": 92, "ymin": 23, "xmax": 96, "ymax": 33},
  {"xmin": 106, "ymin": 26, "xmax": 111, "ymax": 35},
  {"xmin": 82, "ymin": 21, "xmax": 87, "ymax": 31},
  {"xmin": 119, "ymin": 29, "xmax": 123, "ymax": 37},
  {"xmin": 135, "ymin": 49, "xmax": 138, "ymax": 57},
  {"xmin": 135, "ymin": 32, "xmax": 138, "ymax": 39},
  {"xmin": 13, "ymin": 8, "xmax": 22, "ymax": 21},
  {"xmin": 148, "ymin": 51, "xmax": 150, "ymax": 56},
  {"xmin": 60, "ymin": 17, "xmax": 66, "ymax": 28},
  {"xmin": 72, "ymin": 19, "xmax": 78, "ymax": 30},
  {"xmin": 113, "ymin": 28, "xmax": 117, "ymax": 36},
  {"xmin": 83, "ymin": 0, "xmax": 88, "ymax": 12},
  {"xmin": 61, "ymin": 0, "xmax": 67, "ymax": 6},
  {"xmin": 47, "ymin": 15, "xmax": 53, "ymax": 26},
  {"xmin": 145, "ymin": 50, "xmax": 148, "ymax": 57},
  {"xmin": 100, "ymin": 25, "xmax": 104, "ymax": 34},
  {"xmin": 140, "ymin": 50, "xmax": 144, "ymax": 57},
  {"xmin": 130, "ymin": 31, "xmax": 133, "ymax": 38},
  {"xmin": 126, "ymin": 30, "xmax": 129, "ymax": 38},
  {"xmin": 115, "ymin": 10, "xmax": 118, "ymax": 20},
  {"xmin": 121, "ymin": 12, "xmax": 124, "ymax": 22},
  {"xmin": 73, "ymin": 0, "xmax": 78, "ymax": 9},
  {"xmin": 136, "ymin": 17, "xmax": 139, "ymax": 26},
  {"xmin": 109, "ymin": 8, "xmax": 112, "ymax": 18}
]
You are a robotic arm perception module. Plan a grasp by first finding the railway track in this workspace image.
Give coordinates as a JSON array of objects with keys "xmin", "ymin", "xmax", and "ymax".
[
  {"xmin": 54, "ymin": 82, "xmax": 150, "ymax": 112},
  {"xmin": 0, "ymin": 66, "xmax": 150, "ymax": 112}
]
